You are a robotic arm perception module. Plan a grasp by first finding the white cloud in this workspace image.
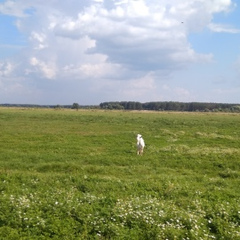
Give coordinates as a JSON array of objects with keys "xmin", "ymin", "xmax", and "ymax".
[
  {"xmin": 127, "ymin": 0, "xmax": 149, "ymax": 17},
  {"xmin": 1, "ymin": 0, "xmax": 234, "ymax": 72},
  {"xmin": 88, "ymin": 72, "xmax": 157, "ymax": 103},
  {"xmin": 29, "ymin": 57, "xmax": 56, "ymax": 79},
  {"xmin": 0, "ymin": 0, "xmax": 27, "ymax": 17},
  {"xmin": 0, "ymin": 61, "xmax": 14, "ymax": 77},
  {"xmin": 208, "ymin": 23, "xmax": 240, "ymax": 33},
  {"xmin": 206, "ymin": 0, "xmax": 234, "ymax": 13},
  {"xmin": 30, "ymin": 31, "xmax": 48, "ymax": 49},
  {"xmin": 48, "ymin": 0, "xmax": 229, "ymax": 72},
  {"xmin": 121, "ymin": 73, "xmax": 156, "ymax": 98},
  {"xmin": 0, "ymin": 0, "xmax": 238, "ymax": 104}
]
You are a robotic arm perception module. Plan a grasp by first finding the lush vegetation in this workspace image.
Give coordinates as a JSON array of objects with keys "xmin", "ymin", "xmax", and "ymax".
[
  {"xmin": 100, "ymin": 101, "xmax": 240, "ymax": 112},
  {"xmin": 2, "ymin": 101, "xmax": 240, "ymax": 112},
  {"xmin": 0, "ymin": 108, "xmax": 240, "ymax": 239}
]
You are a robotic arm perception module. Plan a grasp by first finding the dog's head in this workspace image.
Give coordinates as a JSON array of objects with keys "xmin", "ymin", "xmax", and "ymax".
[{"xmin": 137, "ymin": 134, "xmax": 142, "ymax": 140}]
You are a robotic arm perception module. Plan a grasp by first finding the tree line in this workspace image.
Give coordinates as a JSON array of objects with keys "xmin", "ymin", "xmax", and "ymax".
[
  {"xmin": 0, "ymin": 103, "xmax": 98, "ymax": 110},
  {"xmin": 1, "ymin": 101, "xmax": 240, "ymax": 112},
  {"xmin": 99, "ymin": 101, "xmax": 240, "ymax": 112}
]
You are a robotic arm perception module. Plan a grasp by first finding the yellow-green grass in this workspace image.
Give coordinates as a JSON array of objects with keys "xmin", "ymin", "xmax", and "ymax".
[{"xmin": 0, "ymin": 108, "xmax": 239, "ymax": 239}]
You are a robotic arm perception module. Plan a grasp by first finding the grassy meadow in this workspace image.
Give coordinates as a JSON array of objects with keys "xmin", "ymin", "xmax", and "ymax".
[{"xmin": 0, "ymin": 108, "xmax": 240, "ymax": 239}]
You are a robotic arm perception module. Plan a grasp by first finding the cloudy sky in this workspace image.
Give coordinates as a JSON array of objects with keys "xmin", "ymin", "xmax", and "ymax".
[{"xmin": 0, "ymin": 0, "xmax": 240, "ymax": 105}]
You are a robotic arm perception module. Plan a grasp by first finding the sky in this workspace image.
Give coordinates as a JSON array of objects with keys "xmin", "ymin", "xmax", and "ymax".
[{"xmin": 0, "ymin": 0, "xmax": 240, "ymax": 105}]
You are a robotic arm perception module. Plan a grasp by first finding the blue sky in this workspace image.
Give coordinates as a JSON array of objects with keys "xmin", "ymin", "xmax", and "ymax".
[{"xmin": 0, "ymin": 0, "xmax": 240, "ymax": 105}]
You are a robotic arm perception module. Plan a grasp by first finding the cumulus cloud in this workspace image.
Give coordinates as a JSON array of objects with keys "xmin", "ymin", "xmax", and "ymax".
[
  {"xmin": 30, "ymin": 32, "xmax": 48, "ymax": 49},
  {"xmin": 0, "ymin": 0, "xmax": 237, "ymax": 104},
  {"xmin": 121, "ymin": 73, "xmax": 156, "ymax": 99},
  {"xmin": 1, "ymin": 0, "xmax": 234, "ymax": 73},
  {"xmin": 52, "ymin": 0, "xmax": 218, "ymax": 71},
  {"xmin": 0, "ymin": 61, "xmax": 14, "ymax": 77},
  {"xmin": 29, "ymin": 57, "xmax": 57, "ymax": 79},
  {"xmin": 0, "ymin": 0, "xmax": 29, "ymax": 17}
]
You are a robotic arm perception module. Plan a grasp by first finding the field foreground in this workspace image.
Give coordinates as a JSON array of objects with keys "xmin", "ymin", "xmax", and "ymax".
[{"xmin": 0, "ymin": 108, "xmax": 240, "ymax": 239}]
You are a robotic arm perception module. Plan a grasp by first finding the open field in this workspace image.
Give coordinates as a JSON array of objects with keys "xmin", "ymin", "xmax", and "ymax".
[{"xmin": 0, "ymin": 108, "xmax": 240, "ymax": 239}]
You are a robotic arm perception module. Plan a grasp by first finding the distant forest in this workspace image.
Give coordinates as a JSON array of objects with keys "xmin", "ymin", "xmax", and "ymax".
[
  {"xmin": 99, "ymin": 101, "xmax": 240, "ymax": 112},
  {"xmin": 1, "ymin": 101, "xmax": 240, "ymax": 112}
]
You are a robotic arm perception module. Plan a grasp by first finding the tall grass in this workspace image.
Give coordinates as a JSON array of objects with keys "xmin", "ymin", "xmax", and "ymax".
[{"xmin": 0, "ymin": 108, "xmax": 239, "ymax": 239}]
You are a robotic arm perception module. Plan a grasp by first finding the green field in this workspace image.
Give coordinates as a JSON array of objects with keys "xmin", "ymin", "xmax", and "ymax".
[{"xmin": 0, "ymin": 108, "xmax": 239, "ymax": 239}]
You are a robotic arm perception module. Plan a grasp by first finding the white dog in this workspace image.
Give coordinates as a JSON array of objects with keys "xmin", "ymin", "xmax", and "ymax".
[{"xmin": 136, "ymin": 134, "xmax": 145, "ymax": 155}]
